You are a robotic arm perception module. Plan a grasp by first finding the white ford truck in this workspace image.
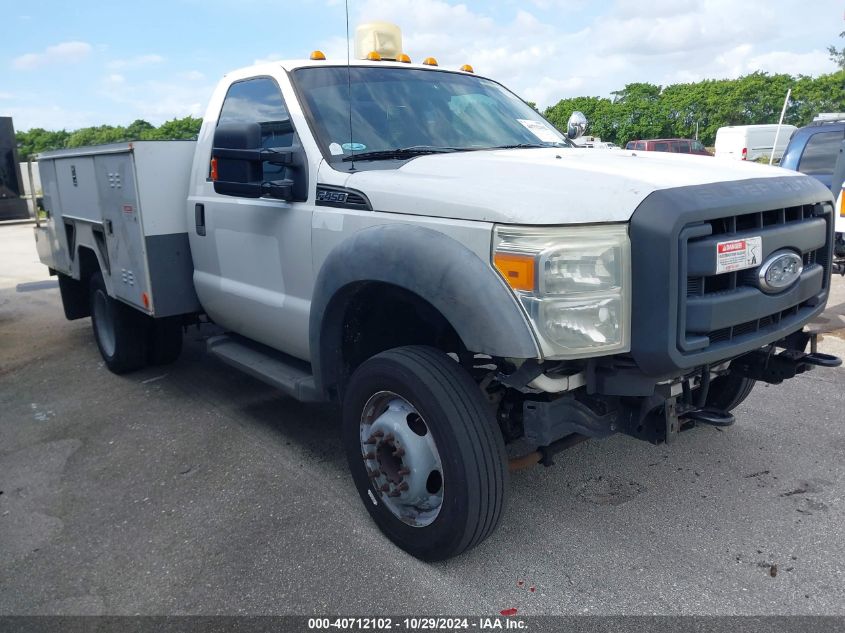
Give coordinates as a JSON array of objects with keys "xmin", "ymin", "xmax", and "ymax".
[{"xmin": 34, "ymin": 25, "xmax": 841, "ymax": 560}]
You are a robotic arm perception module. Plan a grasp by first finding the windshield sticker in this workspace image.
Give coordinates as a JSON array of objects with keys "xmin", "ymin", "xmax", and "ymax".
[
  {"xmin": 342, "ymin": 142, "xmax": 367, "ymax": 151},
  {"xmin": 516, "ymin": 119, "xmax": 560, "ymax": 144},
  {"xmin": 329, "ymin": 142, "xmax": 344, "ymax": 155}
]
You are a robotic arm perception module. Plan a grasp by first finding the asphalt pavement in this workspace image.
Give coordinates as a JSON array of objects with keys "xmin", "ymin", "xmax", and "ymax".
[{"xmin": 1, "ymin": 222, "xmax": 844, "ymax": 615}]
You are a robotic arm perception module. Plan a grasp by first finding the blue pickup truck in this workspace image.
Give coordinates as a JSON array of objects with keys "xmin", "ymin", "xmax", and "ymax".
[
  {"xmin": 781, "ymin": 115, "xmax": 845, "ymax": 271},
  {"xmin": 781, "ymin": 116, "xmax": 844, "ymax": 190}
]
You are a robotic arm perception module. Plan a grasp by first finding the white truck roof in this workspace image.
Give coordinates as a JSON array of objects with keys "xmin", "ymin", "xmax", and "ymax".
[{"xmin": 223, "ymin": 58, "xmax": 483, "ymax": 79}]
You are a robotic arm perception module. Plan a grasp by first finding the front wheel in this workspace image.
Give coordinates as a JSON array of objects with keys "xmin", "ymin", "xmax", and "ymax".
[
  {"xmin": 705, "ymin": 373, "xmax": 756, "ymax": 412},
  {"xmin": 343, "ymin": 346, "xmax": 508, "ymax": 561}
]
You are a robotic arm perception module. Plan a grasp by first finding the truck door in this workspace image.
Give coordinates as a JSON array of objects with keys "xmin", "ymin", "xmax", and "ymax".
[{"xmin": 189, "ymin": 76, "xmax": 314, "ymax": 361}]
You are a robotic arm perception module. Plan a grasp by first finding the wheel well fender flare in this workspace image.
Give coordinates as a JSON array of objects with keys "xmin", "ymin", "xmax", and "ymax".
[{"xmin": 309, "ymin": 224, "xmax": 540, "ymax": 398}]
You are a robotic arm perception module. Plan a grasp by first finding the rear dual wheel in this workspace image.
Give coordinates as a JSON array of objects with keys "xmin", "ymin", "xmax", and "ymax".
[
  {"xmin": 89, "ymin": 272, "xmax": 182, "ymax": 374},
  {"xmin": 343, "ymin": 346, "xmax": 508, "ymax": 561}
]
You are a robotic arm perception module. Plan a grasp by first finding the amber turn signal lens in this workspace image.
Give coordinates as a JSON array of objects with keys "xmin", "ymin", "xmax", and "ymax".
[
  {"xmin": 460, "ymin": 64, "xmax": 474, "ymax": 73},
  {"xmin": 494, "ymin": 253, "xmax": 536, "ymax": 292},
  {"xmin": 366, "ymin": 51, "xmax": 382, "ymax": 61},
  {"xmin": 422, "ymin": 57, "xmax": 438, "ymax": 66},
  {"xmin": 396, "ymin": 53, "xmax": 411, "ymax": 63},
  {"xmin": 310, "ymin": 50, "xmax": 326, "ymax": 60}
]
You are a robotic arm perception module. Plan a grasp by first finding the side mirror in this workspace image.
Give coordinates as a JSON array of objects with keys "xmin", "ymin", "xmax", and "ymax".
[
  {"xmin": 566, "ymin": 111, "xmax": 587, "ymax": 140},
  {"xmin": 211, "ymin": 121, "xmax": 308, "ymax": 201}
]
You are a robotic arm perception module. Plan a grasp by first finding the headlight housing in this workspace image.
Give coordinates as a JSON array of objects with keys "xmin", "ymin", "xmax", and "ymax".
[{"xmin": 493, "ymin": 224, "xmax": 631, "ymax": 359}]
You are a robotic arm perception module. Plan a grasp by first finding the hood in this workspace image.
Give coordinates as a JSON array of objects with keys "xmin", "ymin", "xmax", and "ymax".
[{"xmin": 343, "ymin": 148, "xmax": 804, "ymax": 224}]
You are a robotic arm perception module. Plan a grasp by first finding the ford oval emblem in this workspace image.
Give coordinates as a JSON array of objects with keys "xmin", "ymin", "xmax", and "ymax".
[{"xmin": 758, "ymin": 249, "xmax": 803, "ymax": 293}]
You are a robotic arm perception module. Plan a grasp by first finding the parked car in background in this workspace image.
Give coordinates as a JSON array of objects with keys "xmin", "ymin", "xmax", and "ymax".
[
  {"xmin": 780, "ymin": 116, "xmax": 845, "ymax": 190},
  {"xmin": 714, "ymin": 124, "xmax": 797, "ymax": 162},
  {"xmin": 624, "ymin": 138, "xmax": 711, "ymax": 155}
]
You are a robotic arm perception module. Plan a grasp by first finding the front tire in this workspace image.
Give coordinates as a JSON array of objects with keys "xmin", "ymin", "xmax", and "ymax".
[
  {"xmin": 705, "ymin": 373, "xmax": 756, "ymax": 412},
  {"xmin": 89, "ymin": 272, "xmax": 149, "ymax": 374},
  {"xmin": 343, "ymin": 346, "xmax": 508, "ymax": 561}
]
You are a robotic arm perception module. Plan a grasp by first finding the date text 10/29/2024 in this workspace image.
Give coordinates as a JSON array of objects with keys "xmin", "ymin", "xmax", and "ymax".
[{"xmin": 307, "ymin": 617, "xmax": 527, "ymax": 631}]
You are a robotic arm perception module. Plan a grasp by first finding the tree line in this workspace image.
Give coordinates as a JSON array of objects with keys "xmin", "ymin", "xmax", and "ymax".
[
  {"xmin": 13, "ymin": 70, "xmax": 845, "ymax": 155},
  {"xmin": 544, "ymin": 71, "xmax": 845, "ymax": 147},
  {"xmin": 15, "ymin": 116, "xmax": 203, "ymax": 158}
]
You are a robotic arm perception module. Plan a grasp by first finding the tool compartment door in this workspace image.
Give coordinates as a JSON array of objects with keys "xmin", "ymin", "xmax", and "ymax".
[
  {"xmin": 34, "ymin": 159, "xmax": 71, "ymax": 273},
  {"xmin": 95, "ymin": 152, "xmax": 150, "ymax": 311}
]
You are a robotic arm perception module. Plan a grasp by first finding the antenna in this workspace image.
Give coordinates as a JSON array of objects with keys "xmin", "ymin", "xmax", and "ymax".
[{"xmin": 345, "ymin": 0, "xmax": 354, "ymax": 170}]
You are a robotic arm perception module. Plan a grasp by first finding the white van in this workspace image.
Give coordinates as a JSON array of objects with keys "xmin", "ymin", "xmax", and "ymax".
[{"xmin": 714, "ymin": 124, "xmax": 798, "ymax": 162}]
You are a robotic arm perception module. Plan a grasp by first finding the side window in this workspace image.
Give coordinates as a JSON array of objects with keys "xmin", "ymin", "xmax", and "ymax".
[
  {"xmin": 677, "ymin": 141, "xmax": 690, "ymax": 153},
  {"xmin": 636, "ymin": 142, "xmax": 646, "ymax": 150},
  {"xmin": 654, "ymin": 142, "xmax": 669, "ymax": 152},
  {"xmin": 691, "ymin": 140, "xmax": 705, "ymax": 152},
  {"xmin": 797, "ymin": 131, "xmax": 841, "ymax": 176},
  {"xmin": 217, "ymin": 77, "xmax": 293, "ymax": 180}
]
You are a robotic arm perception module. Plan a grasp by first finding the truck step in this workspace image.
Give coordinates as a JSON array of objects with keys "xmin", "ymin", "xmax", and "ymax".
[{"xmin": 207, "ymin": 334, "xmax": 321, "ymax": 402}]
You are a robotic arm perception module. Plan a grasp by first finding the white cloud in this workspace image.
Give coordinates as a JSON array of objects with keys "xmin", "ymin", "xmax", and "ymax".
[
  {"xmin": 0, "ymin": 92, "xmax": 14, "ymax": 99},
  {"xmin": 12, "ymin": 41, "xmax": 93, "ymax": 70},
  {"xmin": 99, "ymin": 76, "xmax": 215, "ymax": 123},
  {"xmin": 107, "ymin": 54, "xmax": 165, "ymax": 69},
  {"xmin": 613, "ymin": 0, "xmax": 698, "ymax": 20},
  {"xmin": 253, "ymin": 53, "xmax": 286, "ymax": 65},
  {"xmin": 8, "ymin": 0, "xmax": 842, "ymax": 130},
  {"xmin": 665, "ymin": 45, "xmax": 837, "ymax": 86},
  {"xmin": 4, "ymin": 104, "xmax": 100, "ymax": 130},
  {"xmin": 525, "ymin": 0, "xmax": 589, "ymax": 9},
  {"xmin": 596, "ymin": 1, "xmax": 778, "ymax": 57},
  {"xmin": 744, "ymin": 49, "xmax": 835, "ymax": 77},
  {"xmin": 326, "ymin": 0, "xmax": 840, "ymax": 109}
]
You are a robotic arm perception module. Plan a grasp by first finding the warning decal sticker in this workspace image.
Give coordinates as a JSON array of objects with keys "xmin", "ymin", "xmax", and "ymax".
[{"xmin": 715, "ymin": 236, "xmax": 762, "ymax": 273}]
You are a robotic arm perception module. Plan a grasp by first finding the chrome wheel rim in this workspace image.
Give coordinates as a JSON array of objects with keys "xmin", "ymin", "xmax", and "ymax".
[
  {"xmin": 360, "ymin": 391, "xmax": 444, "ymax": 527},
  {"xmin": 92, "ymin": 289, "xmax": 116, "ymax": 358}
]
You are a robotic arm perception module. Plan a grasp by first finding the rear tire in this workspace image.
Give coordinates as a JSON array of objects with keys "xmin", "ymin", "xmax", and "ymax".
[
  {"xmin": 89, "ymin": 272, "xmax": 149, "ymax": 374},
  {"xmin": 342, "ymin": 345, "xmax": 508, "ymax": 561}
]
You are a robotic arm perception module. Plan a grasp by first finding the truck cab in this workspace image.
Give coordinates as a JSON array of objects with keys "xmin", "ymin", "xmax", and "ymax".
[{"xmin": 35, "ymin": 24, "xmax": 841, "ymax": 561}]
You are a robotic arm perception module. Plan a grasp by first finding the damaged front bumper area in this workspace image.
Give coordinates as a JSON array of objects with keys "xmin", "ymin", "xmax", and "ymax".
[
  {"xmin": 508, "ymin": 176, "xmax": 842, "ymax": 453},
  {"xmin": 517, "ymin": 329, "xmax": 841, "ymax": 451}
]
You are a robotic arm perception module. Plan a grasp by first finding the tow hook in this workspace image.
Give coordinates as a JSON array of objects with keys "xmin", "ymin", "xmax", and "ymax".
[
  {"xmin": 667, "ymin": 399, "xmax": 734, "ymax": 443},
  {"xmin": 730, "ymin": 348, "xmax": 842, "ymax": 384},
  {"xmin": 683, "ymin": 408, "xmax": 735, "ymax": 426}
]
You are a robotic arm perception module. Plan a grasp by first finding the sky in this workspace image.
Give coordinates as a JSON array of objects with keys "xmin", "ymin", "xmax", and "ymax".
[{"xmin": 2, "ymin": 0, "xmax": 843, "ymax": 131}]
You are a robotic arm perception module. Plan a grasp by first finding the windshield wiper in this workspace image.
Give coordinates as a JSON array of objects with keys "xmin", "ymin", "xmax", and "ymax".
[
  {"xmin": 341, "ymin": 146, "xmax": 464, "ymax": 162},
  {"xmin": 486, "ymin": 143, "xmax": 557, "ymax": 149}
]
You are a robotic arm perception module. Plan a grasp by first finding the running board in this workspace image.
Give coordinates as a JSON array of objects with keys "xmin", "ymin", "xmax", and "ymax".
[{"xmin": 207, "ymin": 334, "xmax": 321, "ymax": 402}]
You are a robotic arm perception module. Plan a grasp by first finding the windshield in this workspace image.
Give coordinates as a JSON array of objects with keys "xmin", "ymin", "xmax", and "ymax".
[{"xmin": 292, "ymin": 66, "xmax": 570, "ymax": 165}]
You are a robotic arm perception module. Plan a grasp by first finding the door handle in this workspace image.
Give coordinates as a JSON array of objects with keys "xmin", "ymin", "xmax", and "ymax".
[{"xmin": 195, "ymin": 203, "xmax": 206, "ymax": 236}]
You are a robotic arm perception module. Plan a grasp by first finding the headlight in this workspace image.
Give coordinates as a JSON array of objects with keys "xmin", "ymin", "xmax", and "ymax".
[{"xmin": 493, "ymin": 224, "xmax": 631, "ymax": 359}]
